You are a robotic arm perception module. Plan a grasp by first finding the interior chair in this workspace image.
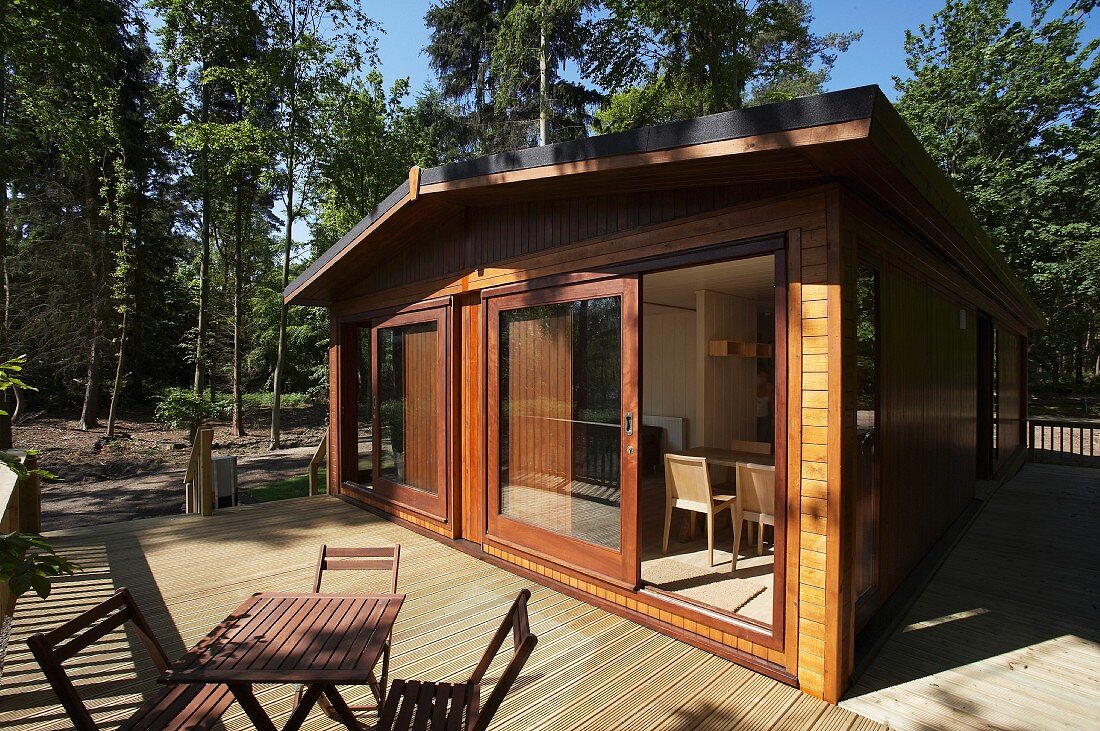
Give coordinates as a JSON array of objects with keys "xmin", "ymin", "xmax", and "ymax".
[
  {"xmin": 662, "ymin": 454, "xmax": 737, "ymax": 567},
  {"xmin": 27, "ymin": 587, "xmax": 234, "ymax": 731},
  {"xmin": 733, "ymin": 463, "xmax": 776, "ymax": 570},
  {"xmin": 375, "ymin": 589, "xmax": 539, "ymax": 731},
  {"xmin": 303, "ymin": 544, "xmax": 401, "ymax": 716}
]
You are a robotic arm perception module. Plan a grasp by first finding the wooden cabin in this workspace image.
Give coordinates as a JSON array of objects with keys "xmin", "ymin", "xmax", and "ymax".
[{"xmin": 284, "ymin": 85, "xmax": 1043, "ymax": 703}]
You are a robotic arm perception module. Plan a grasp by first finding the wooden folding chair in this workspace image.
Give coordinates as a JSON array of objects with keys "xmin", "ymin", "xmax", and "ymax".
[
  {"xmin": 26, "ymin": 588, "xmax": 234, "ymax": 731},
  {"xmin": 376, "ymin": 589, "xmax": 539, "ymax": 731},
  {"xmin": 301, "ymin": 543, "xmax": 401, "ymax": 717}
]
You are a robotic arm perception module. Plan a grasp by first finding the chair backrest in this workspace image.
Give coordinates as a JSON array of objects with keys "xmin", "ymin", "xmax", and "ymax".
[
  {"xmin": 26, "ymin": 588, "xmax": 169, "ymax": 731},
  {"xmin": 736, "ymin": 463, "xmax": 776, "ymax": 516},
  {"xmin": 731, "ymin": 439, "xmax": 772, "ymax": 455},
  {"xmin": 663, "ymin": 454, "xmax": 713, "ymax": 505},
  {"xmin": 467, "ymin": 589, "xmax": 539, "ymax": 731},
  {"xmin": 313, "ymin": 544, "xmax": 400, "ymax": 593}
]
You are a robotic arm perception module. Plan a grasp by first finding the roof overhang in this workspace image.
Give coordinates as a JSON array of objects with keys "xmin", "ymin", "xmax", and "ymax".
[{"xmin": 285, "ymin": 85, "xmax": 1043, "ymax": 329}]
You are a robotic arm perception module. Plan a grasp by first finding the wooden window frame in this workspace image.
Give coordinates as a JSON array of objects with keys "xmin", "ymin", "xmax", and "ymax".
[
  {"xmin": 367, "ymin": 305, "xmax": 451, "ymax": 522},
  {"xmin": 484, "ymin": 277, "xmax": 640, "ymax": 589}
]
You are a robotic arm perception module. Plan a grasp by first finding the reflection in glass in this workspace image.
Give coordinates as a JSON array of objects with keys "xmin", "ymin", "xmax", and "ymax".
[
  {"xmin": 499, "ymin": 296, "xmax": 622, "ymax": 550},
  {"xmin": 378, "ymin": 321, "xmax": 439, "ymax": 494},
  {"xmin": 356, "ymin": 327, "xmax": 372, "ymax": 482},
  {"xmin": 855, "ymin": 266, "xmax": 879, "ymax": 599}
]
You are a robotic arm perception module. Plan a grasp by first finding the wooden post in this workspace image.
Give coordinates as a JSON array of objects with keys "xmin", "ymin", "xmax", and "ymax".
[
  {"xmin": 196, "ymin": 428, "xmax": 214, "ymax": 516},
  {"xmin": 16, "ymin": 453, "xmax": 40, "ymax": 534},
  {"xmin": 308, "ymin": 433, "xmax": 328, "ymax": 496}
]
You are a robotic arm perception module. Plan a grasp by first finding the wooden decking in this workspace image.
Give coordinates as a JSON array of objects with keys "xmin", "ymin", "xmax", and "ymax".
[
  {"xmin": 0, "ymin": 495, "xmax": 878, "ymax": 731},
  {"xmin": 842, "ymin": 463, "xmax": 1100, "ymax": 730}
]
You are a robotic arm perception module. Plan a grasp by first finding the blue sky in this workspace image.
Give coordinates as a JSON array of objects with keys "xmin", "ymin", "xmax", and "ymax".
[{"xmin": 371, "ymin": 0, "xmax": 1099, "ymax": 101}]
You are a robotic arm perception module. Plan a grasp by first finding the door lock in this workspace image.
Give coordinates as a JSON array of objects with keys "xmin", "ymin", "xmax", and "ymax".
[{"xmin": 624, "ymin": 412, "xmax": 634, "ymax": 436}]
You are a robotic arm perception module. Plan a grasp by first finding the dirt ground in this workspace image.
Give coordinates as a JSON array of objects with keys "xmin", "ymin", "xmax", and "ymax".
[{"xmin": 12, "ymin": 405, "xmax": 329, "ymax": 531}]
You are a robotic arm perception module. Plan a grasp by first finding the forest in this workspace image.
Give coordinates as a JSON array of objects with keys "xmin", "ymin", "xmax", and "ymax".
[{"xmin": 1, "ymin": 0, "xmax": 1097, "ymax": 449}]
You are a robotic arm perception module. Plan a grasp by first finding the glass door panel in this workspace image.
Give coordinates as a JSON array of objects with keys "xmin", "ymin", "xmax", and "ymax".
[
  {"xmin": 487, "ymin": 278, "xmax": 638, "ymax": 586},
  {"xmin": 371, "ymin": 307, "xmax": 448, "ymax": 520}
]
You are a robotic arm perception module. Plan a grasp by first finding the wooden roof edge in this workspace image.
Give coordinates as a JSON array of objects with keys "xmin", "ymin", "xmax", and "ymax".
[
  {"xmin": 284, "ymin": 87, "xmax": 880, "ymax": 306},
  {"xmin": 868, "ymin": 92, "xmax": 1046, "ymax": 330}
]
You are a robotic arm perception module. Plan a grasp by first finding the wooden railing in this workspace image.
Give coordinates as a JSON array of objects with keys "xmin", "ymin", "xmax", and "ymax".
[
  {"xmin": 2, "ymin": 452, "xmax": 41, "ymax": 618},
  {"xmin": 183, "ymin": 427, "xmax": 214, "ymax": 515},
  {"xmin": 309, "ymin": 433, "xmax": 328, "ymax": 496},
  {"xmin": 1028, "ymin": 418, "xmax": 1100, "ymax": 467}
]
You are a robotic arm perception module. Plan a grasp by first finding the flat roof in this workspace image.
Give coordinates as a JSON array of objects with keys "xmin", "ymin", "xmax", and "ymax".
[{"xmin": 285, "ymin": 85, "xmax": 1043, "ymax": 329}]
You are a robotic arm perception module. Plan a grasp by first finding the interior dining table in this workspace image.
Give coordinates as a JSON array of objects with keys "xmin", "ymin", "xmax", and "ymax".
[
  {"xmin": 161, "ymin": 591, "xmax": 404, "ymax": 731},
  {"xmin": 671, "ymin": 447, "xmax": 775, "ymax": 469}
]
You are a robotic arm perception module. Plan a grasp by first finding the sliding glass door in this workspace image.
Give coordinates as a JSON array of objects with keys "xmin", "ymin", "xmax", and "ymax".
[
  {"xmin": 370, "ymin": 307, "xmax": 449, "ymax": 520},
  {"xmin": 486, "ymin": 278, "xmax": 639, "ymax": 586}
]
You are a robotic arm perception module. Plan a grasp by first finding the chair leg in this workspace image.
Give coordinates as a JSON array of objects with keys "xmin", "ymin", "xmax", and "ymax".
[
  {"xmin": 706, "ymin": 511, "xmax": 715, "ymax": 567},
  {"xmin": 757, "ymin": 520, "xmax": 764, "ymax": 555},
  {"xmin": 662, "ymin": 502, "xmax": 672, "ymax": 554},
  {"xmin": 731, "ymin": 511, "xmax": 741, "ymax": 572}
]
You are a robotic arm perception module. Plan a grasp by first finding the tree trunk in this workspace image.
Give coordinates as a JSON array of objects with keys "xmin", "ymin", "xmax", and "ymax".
[
  {"xmin": 79, "ymin": 331, "xmax": 102, "ymax": 430},
  {"xmin": 538, "ymin": 4, "xmax": 548, "ymax": 146},
  {"xmin": 106, "ymin": 309, "xmax": 127, "ymax": 436},
  {"xmin": 231, "ymin": 178, "xmax": 244, "ymax": 436},
  {"xmin": 193, "ymin": 80, "xmax": 210, "ymax": 394},
  {"xmin": 270, "ymin": 183, "xmax": 291, "ymax": 450}
]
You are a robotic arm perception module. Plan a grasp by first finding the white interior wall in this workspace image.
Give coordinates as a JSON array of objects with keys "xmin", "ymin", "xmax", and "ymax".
[
  {"xmin": 695, "ymin": 290, "xmax": 758, "ymax": 449},
  {"xmin": 641, "ymin": 305, "xmax": 696, "ymax": 445}
]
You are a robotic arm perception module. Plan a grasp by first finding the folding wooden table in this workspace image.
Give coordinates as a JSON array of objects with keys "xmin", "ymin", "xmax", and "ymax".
[{"xmin": 162, "ymin": 591, "xmax": 405, "ymax": 731}]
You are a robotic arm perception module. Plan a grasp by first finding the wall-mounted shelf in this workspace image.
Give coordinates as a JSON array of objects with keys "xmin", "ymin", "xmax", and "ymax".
[{"xmin": 707, "ymin": 340, "xmax": 773, "ymax": 358}]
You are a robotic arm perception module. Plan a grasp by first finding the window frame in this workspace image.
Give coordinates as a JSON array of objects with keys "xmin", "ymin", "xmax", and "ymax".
[{"xmin": 364, "ymin": 305, "xmax": 450, "ymax": 522}]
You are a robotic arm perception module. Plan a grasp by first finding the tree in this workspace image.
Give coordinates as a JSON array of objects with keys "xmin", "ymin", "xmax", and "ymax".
[
  {"xmin": 425, "ymin": 0, "xmax": 510, "ymax": 154},
  {"xmin": 490, "ymin": 0, "xmax": 599, "ymax": 145},
  {"xmin": 896, "ymin": 0, "xmax": 1100, "ymax": 386},
  {"xmin": 261, "ymin": 0, "xmax": 378, "ymax": 450},
  {"xmin": 586, "ymin": 0, "xmax": 860, "ymax": 131}
]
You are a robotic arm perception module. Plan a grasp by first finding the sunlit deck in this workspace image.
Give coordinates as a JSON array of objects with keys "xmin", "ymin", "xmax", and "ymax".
[
  {"xmin": 842, "ymin": 463, "xmax": 1100, "ymax": 730},
  {"xmin": 0, "ymin": 495, "xmax": 880, "ymax": 731}
]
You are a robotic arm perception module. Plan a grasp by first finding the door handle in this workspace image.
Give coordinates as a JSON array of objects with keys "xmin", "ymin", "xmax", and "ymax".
[{"xmin": 625, "ymin": 412, "xmax": 634, "ymax": 436}]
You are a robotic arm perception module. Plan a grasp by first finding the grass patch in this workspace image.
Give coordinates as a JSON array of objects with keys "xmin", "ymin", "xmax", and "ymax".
[{"xmin": 250, "ymin": 469, "xmax": 327, "ymax": 503}]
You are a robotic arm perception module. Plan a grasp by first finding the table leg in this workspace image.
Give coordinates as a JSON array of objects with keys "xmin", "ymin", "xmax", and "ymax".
[
  {"xmin": 227, "ymin": 682, "xmax": 279, "ymax": 731},
  {"xmin": 323, "ymin": 684, "xmax": 366, "ymax": 730},
  {"xmin": 284, "ymin": 683, "xmax": 325, "ymax": 731}
]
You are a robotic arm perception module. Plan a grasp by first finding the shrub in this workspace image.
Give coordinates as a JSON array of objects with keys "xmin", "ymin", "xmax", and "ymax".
[
  {"xmin": 155, "ymin": 388, "xmax": 229, "ymax": 440},
  {"xmin": 241, "ymin": 391, "xmax": 313, "ymax": 409}
]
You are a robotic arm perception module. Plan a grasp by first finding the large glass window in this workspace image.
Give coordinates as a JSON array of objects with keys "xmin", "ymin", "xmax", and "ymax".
[
  {"xmin": 855, "ymin": 265, "xmax": 880, "ymax": 603},
  {"xmin": 498, "ymin": 296, "xmax": 623, "ymax": 550},
  {"xmin": 356, "ymin": 326, "xmax": 372, "ymax": 482},
  {"xmin": 378, "ymin": 321, "xmax": 440, "ymax": 495}
]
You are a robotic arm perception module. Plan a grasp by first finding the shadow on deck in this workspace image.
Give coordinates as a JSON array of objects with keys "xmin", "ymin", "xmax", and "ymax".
[
  {"xmin": 0, "ymin": 496, "xmax": 879, "ymax": 730},
  {"xmin": 842, "ymin": 463, "xmax": 1100, "ymax": 730}
]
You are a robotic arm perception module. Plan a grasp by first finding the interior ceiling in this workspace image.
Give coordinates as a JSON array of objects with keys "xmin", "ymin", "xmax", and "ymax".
[{"xmin": 642, "ymin": 255, "xmax": 776, "ymax": 310}]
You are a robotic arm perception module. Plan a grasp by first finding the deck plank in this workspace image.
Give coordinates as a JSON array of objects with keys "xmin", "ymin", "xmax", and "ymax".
[
  {"xmin": 0, "ymin": 495, "xmax": 875, "ymax": 730},
  {"xmin": 842, "ymin": 463, "xmax": 1100, "ymax": 731}
]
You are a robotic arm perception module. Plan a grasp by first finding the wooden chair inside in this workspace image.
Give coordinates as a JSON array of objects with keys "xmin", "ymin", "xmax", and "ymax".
[
  {"xmin": 26, "ymin": 587, "xmax": 234, "ymax": 731},
  {"xmin": 376, "ymin": 589, "xmax": 539, "ymax": 731},
  {"xmin": 733, "ymin": 463, "xmax": 776, "ymax": 570},
  {"xmin": 303, "ymin": 543, "xmax": 401, "ymax": 717},
  {"xmin": 662, "ymin": 454, "xmax": 737, "ymax": 567}
]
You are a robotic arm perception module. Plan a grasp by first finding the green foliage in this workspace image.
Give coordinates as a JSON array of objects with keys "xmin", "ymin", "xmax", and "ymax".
[
  {"xmin": 586, "ymin": 0, "xmax": 861, "ymax": 131},
  {"xmin": 895, "ymin": 0, "xmax": 1100, "ymax": 385},
  {"xmin": 240, "ymin": 391, "xmax": 312, "ymax": 409},
  {"xmin": 154, "ymin": 387, "xmax": 229, "ymax": 435},
  {"xmin": 0, "ymin": 533, "xmax": 78, "ymax": 603}
]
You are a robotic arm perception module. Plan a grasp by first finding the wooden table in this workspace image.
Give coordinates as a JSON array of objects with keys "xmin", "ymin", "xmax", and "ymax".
[
  {"xmin": 670, "ymin": 447, "xmax": 775, "ymax": 469},
  {"xmin": 162, "ymin": 592, "xmax": 404, "ymax": 731}
]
